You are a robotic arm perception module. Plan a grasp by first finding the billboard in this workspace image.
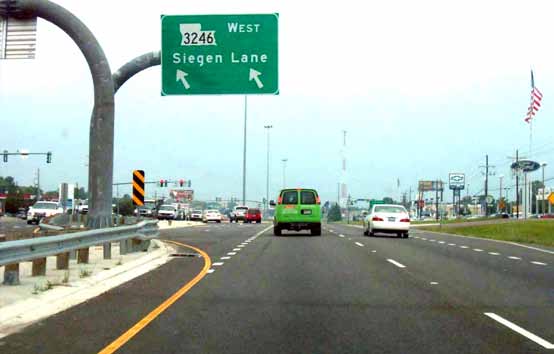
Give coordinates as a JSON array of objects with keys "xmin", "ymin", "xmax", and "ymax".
[
  {"xmin": 170, "ymin": 189, "xmax": 194, "ymax": 202},
  {"xmin": 418, "ymin": 180, "xmax": 444, "ymax": 192}
]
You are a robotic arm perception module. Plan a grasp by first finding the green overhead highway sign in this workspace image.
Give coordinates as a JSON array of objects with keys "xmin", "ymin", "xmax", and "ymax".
[{"xmin": 161, "ymin": 14, "xmax": 279, "ymax": 95}]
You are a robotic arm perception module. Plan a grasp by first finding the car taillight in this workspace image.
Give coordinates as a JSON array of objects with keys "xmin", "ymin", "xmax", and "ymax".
[
  {"xmin": 316, "ymin": 196, "xmax": 320, "ymax": 204},
  {"xmin": 400, "ymin": 218, "xmax": 410, "ymax": 222},
  {"xmin": 372, "ymin": 216, "xmax": 383, "ymax": 221},
  {"xmin": 277, "ymin": 196, "xmax": 282, "ymax": 204}
]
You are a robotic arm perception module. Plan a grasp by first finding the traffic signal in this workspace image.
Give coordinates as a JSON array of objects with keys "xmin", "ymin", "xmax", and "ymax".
[
  {"xmin": 179, "ymin": 179, "xmax": 184, "ymax": 187},
  {"xmin": 160, "ymin": 179, "xmax": 164, "ymax": 187},
  {"xmin": 46, "ymin": 151, "xmax": 52, "ymax": 163},
  {"xmin": 2, "ymin": 150, "xmax": 7, "ymax": 163}
]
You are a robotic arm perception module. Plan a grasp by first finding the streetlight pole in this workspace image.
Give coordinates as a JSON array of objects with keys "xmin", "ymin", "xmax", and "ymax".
[
  {"xmin": 281, "ymin": 158, "xmax": 288, "ymax": 189},
  {"xmin": 541, "ymin": 162, "xmax": 547, "ymax": 216},
  {"xmin": 242, "ymin": 96, "xmax": 248, "ymax": 206},
  {"xmin": 264, "ymin": 125, "xmax": 273, "ymax": 215}
]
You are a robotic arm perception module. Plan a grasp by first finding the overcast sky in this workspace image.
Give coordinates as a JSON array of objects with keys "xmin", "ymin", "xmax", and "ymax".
[{"xmin": 1, "ymin": 0, "xmax": 554, "ymax": 203}]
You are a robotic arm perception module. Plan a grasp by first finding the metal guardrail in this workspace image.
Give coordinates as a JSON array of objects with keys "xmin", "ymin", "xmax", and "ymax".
[{"xmin": 0, "ymin": 220, "xmax": 159, "ymax": 267}]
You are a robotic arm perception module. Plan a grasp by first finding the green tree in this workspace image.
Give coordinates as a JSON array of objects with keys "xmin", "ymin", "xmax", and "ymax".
[
  {"xmin": 327, "ymin": 203, "xmax": 342, "ymax": 222},
  {"xmin": 383, "ymin": 197, "xmax": 394, "ymax": 204},
  {"xmin": 117, "ymin": 196, "xmax": 135, "ymax": 216}
]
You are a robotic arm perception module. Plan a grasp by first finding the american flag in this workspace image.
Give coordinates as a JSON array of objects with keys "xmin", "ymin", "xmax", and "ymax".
[{"xmin": 524, "ymin": 70, "xmax": 543, "ymax": 123}]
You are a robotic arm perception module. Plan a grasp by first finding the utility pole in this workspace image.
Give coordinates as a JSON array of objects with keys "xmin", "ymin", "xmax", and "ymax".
[
  {"xmin": 480, "ymin": 154, "xmax": 495, "ymax": 216},
  {"xmin": 435, "ymin": 179, "xmax": 439, "ymax": 221},
  {"xmin": 36, "ymin": 168, "xmax": 41, "ymax": 201},
  {"xmin": 242, "ymin": 96, "xmax": 248, "ymax": 206},
  {"xmin": 499, "ymin": 175, "xmax": 503, "ymax": 214},
  {"xmin": 281, "ymin": 158, "xmax": 287, "ymax": 189},
  {"xmin": 541, "ymin": 162, "xmax": 547, "ymax": 216},
  {"xmin": 516, "ymin": 150, "xmax": 519, "ymax": 219},
  {"xmin": 264, "ymin": 125, "xmax": 273, "ymax": 215}
]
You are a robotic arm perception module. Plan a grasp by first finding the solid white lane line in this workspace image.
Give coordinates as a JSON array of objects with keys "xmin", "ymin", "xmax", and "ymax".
[
  {"xmin": 448, "ymin": 243, "xmax": 456, "ymax": 246},
  {"xmin": 488, "ymin": 252, "xmax": 500, "ymax": 256},
  {"xmin": 227, "ymin": 252, "xmax": 237, "ymax": 255},
  {"xmin": 220, "ymin": 257, "xmax": 231, "ymax": 260},
  {"xmin": 474, "ymin": 249, "xmax": 484, "ymax": 252},
  {"xmin": 212, "ymin": 262, "xmax": 224, "ymax": 266},
  {"xmin": 233, "ymin": 248, "xmax": 241, "ymax": 251},
  {"xmin": 508, "ymin": 256, "xmax": 521, "ymax": 260},
  {"xmin": 207, "ymin": 269, "xmax": 215, "ymax": 273},
  {"xmin": 387, "ymin": 259, "xmax": 406, "ymax": 268},
  {"xmin": 484, "ymin": 313, "xmax": 554, "ymax": 349},
  {"xmin": 355, "ymin": 242, "xmax": 364, "ymax": 247},
  {"xmin": 531, "ymin": 261, "xmax": 547, "ymax": 266},
  {"xmin": 459, "ymin": 246, "xmax": 469, "ymax": 249}
]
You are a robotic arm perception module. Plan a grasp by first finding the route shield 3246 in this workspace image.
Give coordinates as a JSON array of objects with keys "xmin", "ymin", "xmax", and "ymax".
[{"xmin": 161, "ymin": 14, "xmax": 279, "ymax": 95}]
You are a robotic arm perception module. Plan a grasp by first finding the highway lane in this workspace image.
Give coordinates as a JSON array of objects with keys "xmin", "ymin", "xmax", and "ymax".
[
  {"xmin": 110, "ymin": 225, "xmax": 552, "ymax": 353},
  {"xmin": 0, "ymin": 216, "xmax": 35, "ymax": 236},
  {"xmin": 1, "ymin": 222, "xmax": 552, "ymax": 353},
  {"xmin": 327, "ymin": 223, "xmax": 554, "ymax": 350},
  {"xmin": 0, "ymin": 222, "xmax": 267, "ymax": 353}
]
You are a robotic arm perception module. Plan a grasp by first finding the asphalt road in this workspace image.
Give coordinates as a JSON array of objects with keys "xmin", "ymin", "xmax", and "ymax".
[
  {"xmin": 1, "ymin": 222, "xmax": 552, "ymax": 353},
  {"xmin": 0, "ymin": 216, "xmax": 35, "ymax": 236}
]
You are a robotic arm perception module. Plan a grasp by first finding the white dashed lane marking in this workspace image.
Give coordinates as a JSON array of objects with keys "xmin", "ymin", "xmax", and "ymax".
[
  {"xmin": 508, "ymin": 256, "xmax": 521, "ymax": 260},
  {"xmin": 207, "ymin": 269, "xmax": 215, "ymax": 273},
  {"xmin": 473, "ymin": 249, "xmax": 484, "ymax": 252},
  {"xmin": 355, "ymin": 242, "xmax": 364, "ymax": 247},
  {"xmin": 212, "ymin": 262, "xmax": 224, "ymax": 266},
  {"xmin": 429, "ymin": 239, "xmax": 436, "ymax": 242},
  {"xmin": 430, "ymin": 282, "xmax": 439, "ymax": 285},
  {"xmin": 484, "ymin": 313, "xmax": 554, "ymax": 349},
  {"xmin": 233, "ymin": 248, "xmax": 241, "ymax": 251},
  {"xmin": 387, "ymin": 259, "xmax": 406, "ymax": 268},
  {"xmin": 227, "ymin": 252, "xmax": 237, "ymax": 255},
  {"xmin": 220, "ymin": 257, "xmax": 231, "ymax": 260},
  {"xmin": 339, "ymin": 234, "xmax": 345, "ymax": 238},
  {"xmin": 438, "ymin": 241, "xmax": 445, "ymax": 244},
  {"xmin": 531, "ymin": 261, "xmax": 547, "ymax": 266},
  {"xmin": 448, "ymin": 243, "xmax": 456, "ymax": 246},
  {"xmin": 488, "ymin": 252, "xmax": 500, "ymax": 256},
  {"xmin": 459, "ymin": 246, "xmax": 469, "ymax": 249}
]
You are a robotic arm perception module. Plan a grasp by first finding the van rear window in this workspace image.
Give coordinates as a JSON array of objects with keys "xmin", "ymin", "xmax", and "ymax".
[
  {"xmin": 300, "ymin": 191, "xmax": 317, "ymax": 204},
  {"xmin": 281, "ymin": 191, "xmax": 298, "ymax": 205}
]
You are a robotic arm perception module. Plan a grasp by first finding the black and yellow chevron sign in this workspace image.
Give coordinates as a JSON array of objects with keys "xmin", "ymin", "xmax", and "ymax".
[{"xmin": 132, "ymin": 170, "xmax": 145, "ymax": 206}]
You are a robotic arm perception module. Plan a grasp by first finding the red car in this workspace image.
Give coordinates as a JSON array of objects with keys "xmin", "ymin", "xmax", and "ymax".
[{"xmin": 245, "ymin": 208, "xmax": 262, "ymax": 223}]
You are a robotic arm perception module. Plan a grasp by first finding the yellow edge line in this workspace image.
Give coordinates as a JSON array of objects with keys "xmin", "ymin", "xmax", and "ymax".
[{"xmin": 97, "ymin": 241, "xmax": 211, "ymax": 354}]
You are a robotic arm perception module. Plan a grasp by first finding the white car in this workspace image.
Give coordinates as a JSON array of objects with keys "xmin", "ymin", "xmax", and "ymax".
[
  {"xmin": 230, "ymin": 205, "xmax": 249, "ymax": 223},
  {"xmin": 190, "ymin": 209, "xmax": 203, "ymax": 221},
  {"xmin": 27, "ymin": 201, "xmax": 64, "ymax": 224},
  {"xmin": 203, "ymin": 209, "xmax": 222, "ymax": 223},
  {"xmin": 157, "ymin": 205, "xmax": 178, "ymax": 220},
  {"xmin": 363, "ymin": 204, "xmax": 410, "ymax": 238}
]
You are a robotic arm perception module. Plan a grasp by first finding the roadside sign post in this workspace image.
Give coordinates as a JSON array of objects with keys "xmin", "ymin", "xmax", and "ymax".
[{"xmin": 161, "ymin": 14, "xmax": 279, "ymax": 95}]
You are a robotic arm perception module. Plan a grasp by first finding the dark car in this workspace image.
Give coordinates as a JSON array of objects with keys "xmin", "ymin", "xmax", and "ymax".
[{"xmin": 245, "ymin": 208, "xmax": 262, "ymax": 223}]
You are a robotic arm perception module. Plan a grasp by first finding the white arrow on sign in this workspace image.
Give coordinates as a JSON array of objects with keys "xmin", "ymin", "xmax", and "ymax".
[
  {"xmin": 249, "ymin": 68, "xmax": 263, "ymax": 89},
  {"xmin": 176, "ymin": 69, "xmax": 190, "ymax": 90}
]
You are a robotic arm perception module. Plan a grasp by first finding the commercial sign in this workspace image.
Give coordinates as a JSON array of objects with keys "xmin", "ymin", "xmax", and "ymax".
[
  {"xmin": 549, "ymin": 192, "xmax": 554, "ymax": 205},
  {"xmin": 511, "ymin": 160, "xmax": 540, "ymax": 173},
  {"xmin": 448, "ymin": 173, "xmax": 465, "ymax": 190},
  {"xmin": 161, "ymin": 14, "xmax": 279, "ymax": 95}
]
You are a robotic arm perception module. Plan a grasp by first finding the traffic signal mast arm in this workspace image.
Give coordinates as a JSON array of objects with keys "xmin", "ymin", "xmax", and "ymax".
[{"xmin": 2, "ymin": 151, "xmax": 52, "ymax": 163}]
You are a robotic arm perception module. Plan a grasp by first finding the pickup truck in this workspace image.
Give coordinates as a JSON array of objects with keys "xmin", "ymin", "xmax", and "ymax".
[
  {"xmin": 27, "ymin": 201, "xmax": 63, "ymax": 224},
  {"xmin": 229, "ymin": 206, "xmax": 249, "ymax": 223}
]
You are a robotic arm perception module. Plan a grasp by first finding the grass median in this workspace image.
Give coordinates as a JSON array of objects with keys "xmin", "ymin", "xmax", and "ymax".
[{"xmin": 420, "ymin": 220, "xmax": 554, "ymax": 247}]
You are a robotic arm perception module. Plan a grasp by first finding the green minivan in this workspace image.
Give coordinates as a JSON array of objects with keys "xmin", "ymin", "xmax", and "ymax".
[{"xmin": 270, "ymin": 188, "xmax": 322, "ymax": 236}]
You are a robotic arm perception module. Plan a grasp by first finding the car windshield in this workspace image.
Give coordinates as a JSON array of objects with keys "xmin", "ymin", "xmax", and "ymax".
[
  {"xmin": 193, "ymin": 210, "xmax": 202, "ymax": 214},
  {"xmin": 33, "ymin": 203, "xmax": 58, "ymax": 209},
  {"xmin": 374, "ymin": 206, "xmax": 407, "ymax": 214},
  {"xmin": 206, "ymin": 210, "xmax": 218, "ymax": 213},
  {"xmin": 248, "ymin": 209, "xmax": 260, "ymax": 214},
  {"xmin": 160, "ymin": 206, "xmax": 174, "ymax": 211}
]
